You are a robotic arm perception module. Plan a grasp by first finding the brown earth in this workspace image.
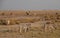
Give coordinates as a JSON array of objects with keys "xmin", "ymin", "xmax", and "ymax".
[{"xmin": 0, "ymin": 10, "xmax": 60, "ymax": 38}]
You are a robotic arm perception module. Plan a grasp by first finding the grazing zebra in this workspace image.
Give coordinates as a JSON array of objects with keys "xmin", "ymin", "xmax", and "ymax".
[{"xmin": 19, "ymin": 23, "xmax": 31, "ymax": 33}]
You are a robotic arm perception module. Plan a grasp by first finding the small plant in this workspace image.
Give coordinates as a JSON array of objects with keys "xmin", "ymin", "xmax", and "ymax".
[
  {"xmin": 15, "ymin": 21, "xmax": 20, "ymax": 24},
  {"xmin": 1, "ymin": 13, "xmax": 5, "ymax": 16},
  {"xmin": 0, "ymin": 20, "xmax": 7, "ymax": 25},
  {"xmin": 26, "ymin": 11, "xmax": 29, "ymax": 15}
]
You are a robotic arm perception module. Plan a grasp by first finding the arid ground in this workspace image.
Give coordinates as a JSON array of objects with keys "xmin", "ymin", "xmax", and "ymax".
[{"xmin": 0, "ymin": 10, "xmax": 60, "ymax": 38}]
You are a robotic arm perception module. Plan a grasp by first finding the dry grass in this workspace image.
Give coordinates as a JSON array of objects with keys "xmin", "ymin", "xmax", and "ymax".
[
  {"xmin": 0, "ymin": 10, "xmax": 60, "ymax": 38},
  {"xmin": 0, "ymin": 25, "xmax": 60, "ymax": 38}
]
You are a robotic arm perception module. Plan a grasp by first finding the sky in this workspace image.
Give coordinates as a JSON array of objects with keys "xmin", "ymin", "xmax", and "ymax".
[{"xmin": 0, "ymin": 0, "xmax": 60, "ymax": 10}]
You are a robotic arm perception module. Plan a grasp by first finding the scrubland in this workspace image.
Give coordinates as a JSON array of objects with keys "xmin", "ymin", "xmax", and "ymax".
[{"xmin": 0, "ymin": 10, "xmax": 60, "ymax": 38}]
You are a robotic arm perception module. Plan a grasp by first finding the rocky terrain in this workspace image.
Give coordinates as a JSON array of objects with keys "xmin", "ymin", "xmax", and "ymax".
[{"xmin": 0, "ymin": 10, "xmax": 60, "ymax": 38}]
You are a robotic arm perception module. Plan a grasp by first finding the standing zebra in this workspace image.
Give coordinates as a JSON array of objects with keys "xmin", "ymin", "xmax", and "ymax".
[{"xmin": 19, "ymin": 23, "xmax": 31, "ymax": 33}]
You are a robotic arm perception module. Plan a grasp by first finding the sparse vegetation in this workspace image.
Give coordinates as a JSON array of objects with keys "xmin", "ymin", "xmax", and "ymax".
[
  {"xmin": 1, "ymin": 13, "xmax": 5, "ymax": 16},
  {"xmin": 0, "ymin": 10, "xmax": 60, "ymax": 38},
  {"xmin": 0, "ymin": 20, "xmax": 7, "ymax": 25}
]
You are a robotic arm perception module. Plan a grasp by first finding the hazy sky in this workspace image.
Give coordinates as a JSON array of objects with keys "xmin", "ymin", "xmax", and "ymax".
[{"xmin": 0, "ymin": 0, "xmax": 60, "ymax": 10}]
